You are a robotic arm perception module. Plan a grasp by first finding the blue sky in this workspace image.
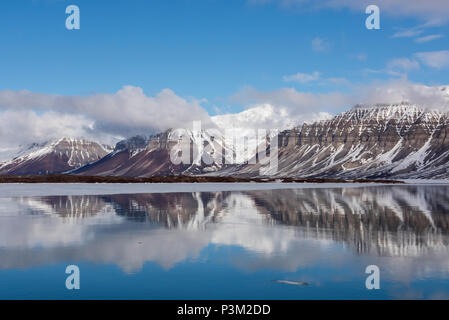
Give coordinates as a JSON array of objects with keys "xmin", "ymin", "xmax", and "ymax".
[{"xmin": 0, "ymin": 0, "xmax": 448, "ymax": 148}]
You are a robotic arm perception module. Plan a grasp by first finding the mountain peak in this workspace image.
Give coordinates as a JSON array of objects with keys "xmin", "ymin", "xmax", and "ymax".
[{"xmin": 0, "ymin": 138, "xmax": 110, "ymax": 175}]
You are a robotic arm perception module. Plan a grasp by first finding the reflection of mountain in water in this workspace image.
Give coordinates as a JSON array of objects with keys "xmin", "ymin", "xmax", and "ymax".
[
  {"xmin": 102, "ymin": 192, "xmax": 230, "ymax": 228},
  {"xmin": 21, "ymin": 186, "xmax": 449, "ymax": 257},
  {"xmin": 32, "ymin": 195, "xmax": 112, "ymax": 218},
  {"xmin": 247, "ymin": 187, "xmax": 449, "ymax": 256},
  {"xmin": 34, "ymin": 192, "xmax": 230, "ymax": 228}
]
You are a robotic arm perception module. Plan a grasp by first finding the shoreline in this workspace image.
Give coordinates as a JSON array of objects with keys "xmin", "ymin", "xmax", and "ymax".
[
  {"xmin": 0, "ymin": 176, "xmax": 446, "ymax": 197},
  {"xmin": 0, "ymin": 174, "xmax": 403, "ymax": 184}
]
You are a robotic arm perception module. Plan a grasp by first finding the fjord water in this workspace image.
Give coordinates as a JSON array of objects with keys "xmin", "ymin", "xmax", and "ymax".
[{"xmin": 0, "ymin": 185, "xmax": 448, "ymax": 299}]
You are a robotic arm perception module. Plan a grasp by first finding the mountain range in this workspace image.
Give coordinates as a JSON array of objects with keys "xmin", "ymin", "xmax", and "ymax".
[
  {"xmin": 218, "ymin": 103, "xmax": 449, "ymax": 179},
  {"xmin": 2, "ymin": 101, "xmax": 449, "ymax": 179}
]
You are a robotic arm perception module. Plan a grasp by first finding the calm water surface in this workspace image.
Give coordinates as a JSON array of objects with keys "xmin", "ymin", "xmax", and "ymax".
[{"xmin": 0, "ymin": 185, "xmax": 448, "ymax": 299}]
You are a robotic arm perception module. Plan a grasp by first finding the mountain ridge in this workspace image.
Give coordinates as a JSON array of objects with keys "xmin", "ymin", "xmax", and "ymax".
[
  {"xmin": 221, "ymin": 103, "xmax": 449, "ymax": 179},
  {"xmin": 2, "ymin": 102, "xmax": 449, "ymax": 179}
]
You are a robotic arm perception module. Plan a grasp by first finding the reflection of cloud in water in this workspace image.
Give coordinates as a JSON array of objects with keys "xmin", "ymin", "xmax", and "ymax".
[
  {"xmin": 0, "ymin": 186, "xmax": 448, "ymax": 280},
  {"xmin": 0, "ymin": 196, "xmax": 122, "ymax": 249}
]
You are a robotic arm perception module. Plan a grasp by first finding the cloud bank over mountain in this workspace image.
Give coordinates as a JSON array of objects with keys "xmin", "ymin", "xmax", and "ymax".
[
  {"xmin": 352, "ymin": 79, "xmax": 449, "ymax": 110},
  {"xmin": 0, "ymin": 86, "xmax": 212, "ymax": 148},
  {"xmin": 0, "ymin": 80, "xmax": 448, "ymax": 151}
]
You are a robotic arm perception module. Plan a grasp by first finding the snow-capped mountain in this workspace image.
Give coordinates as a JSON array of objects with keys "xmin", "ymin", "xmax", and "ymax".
[
  {"xmin": 0, "ymin": 138, "xmax": 111, "ymax": 175},
  {"xmin": 3, "ymin": 100, "xmax": 449, "ymax": 179},
  {"xmin": 211, "ymin": 104, "xmax": 332, "ymax": 163},
  {"xmin": 73, "ymin": 128, "xmax": 230, "ymax": 177},
  {"xmin": 220, "ymin": 102, "xmax": 449, "ymax": 179}
]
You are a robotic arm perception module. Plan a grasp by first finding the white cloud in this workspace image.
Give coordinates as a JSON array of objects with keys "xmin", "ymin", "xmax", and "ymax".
[
  {"xmin": 415, "ymin": 51, "xmax": 449, "ymax": 69},
  {"xmin": 352, "ymin": 78, "xmax": 449, "ymax": 110},
  {"xmin": 387, "ymin": 58, "xmax": 420, "ymax": 74},
  {"xmin": 414, "ymin": 34, "xmax": 444, "ymax": 43},
  {"xmin": 229, "ymin": 79, "xmax": 449, "ymax": 130},
  {"xmin": 1, "ymin": 80, "xmax": 448, "ymax": 156},
  {"xmin": 283, "ymin": 71, "xmax": 321, "ymax": 83},
  {"xmin": 253, "ymin": 0, "xmax": 449, "ymax": 23},
  {"xmin": 0, "ymin": 110, "xmax": 97, "ymax": 150},
  {"xmin": 212, "ymin": 103, "xmax": 332, "ymax": 132},
  {"xmin": 390, "ymin": 20, "xmax": 444, "ymax": 40},
  {"xmin": 392, "ymin": 28, "xmax": 424, "ymax": 38},
  {"xmin": 230, "ymin": 86, "xmax": 351, "ymax": 127},
  {"xmin": 328, "ymin": 0, "xmax": 449, "ymax": 23},
  {"xmin": 364, "ymin": 58, "xmax": 420, "ymax": 77},
  {"xmin": 311, "ymin": 37, "xmax": 328, "ymax": 52},
  {"xmin": 0, "ymin": 86, "xmax": 214, "ymax": 147}
]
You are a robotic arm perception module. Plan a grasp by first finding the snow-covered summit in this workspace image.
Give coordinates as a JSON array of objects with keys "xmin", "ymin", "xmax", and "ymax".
[{"xmin": 0, "ymin": 138, "xmax": 111, "ymax": 175}]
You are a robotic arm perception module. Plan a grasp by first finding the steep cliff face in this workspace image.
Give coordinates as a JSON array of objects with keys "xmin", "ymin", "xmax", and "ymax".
[
  {"xmin": 0, "ymin": 138, "xmax": 111, "ymax": 175},
  {"xmin": 289, "ymin": 104, "xmax": 448, "ymax": 178},
  {"xmin": 221, "ymin": 103, "xmax": 449, "ymax": 179}
]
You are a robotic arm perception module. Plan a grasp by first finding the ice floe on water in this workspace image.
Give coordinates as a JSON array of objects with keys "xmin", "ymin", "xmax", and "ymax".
[{"xmin": 0, "ymin": 182, "xmax": 397, "ymax": 197}]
